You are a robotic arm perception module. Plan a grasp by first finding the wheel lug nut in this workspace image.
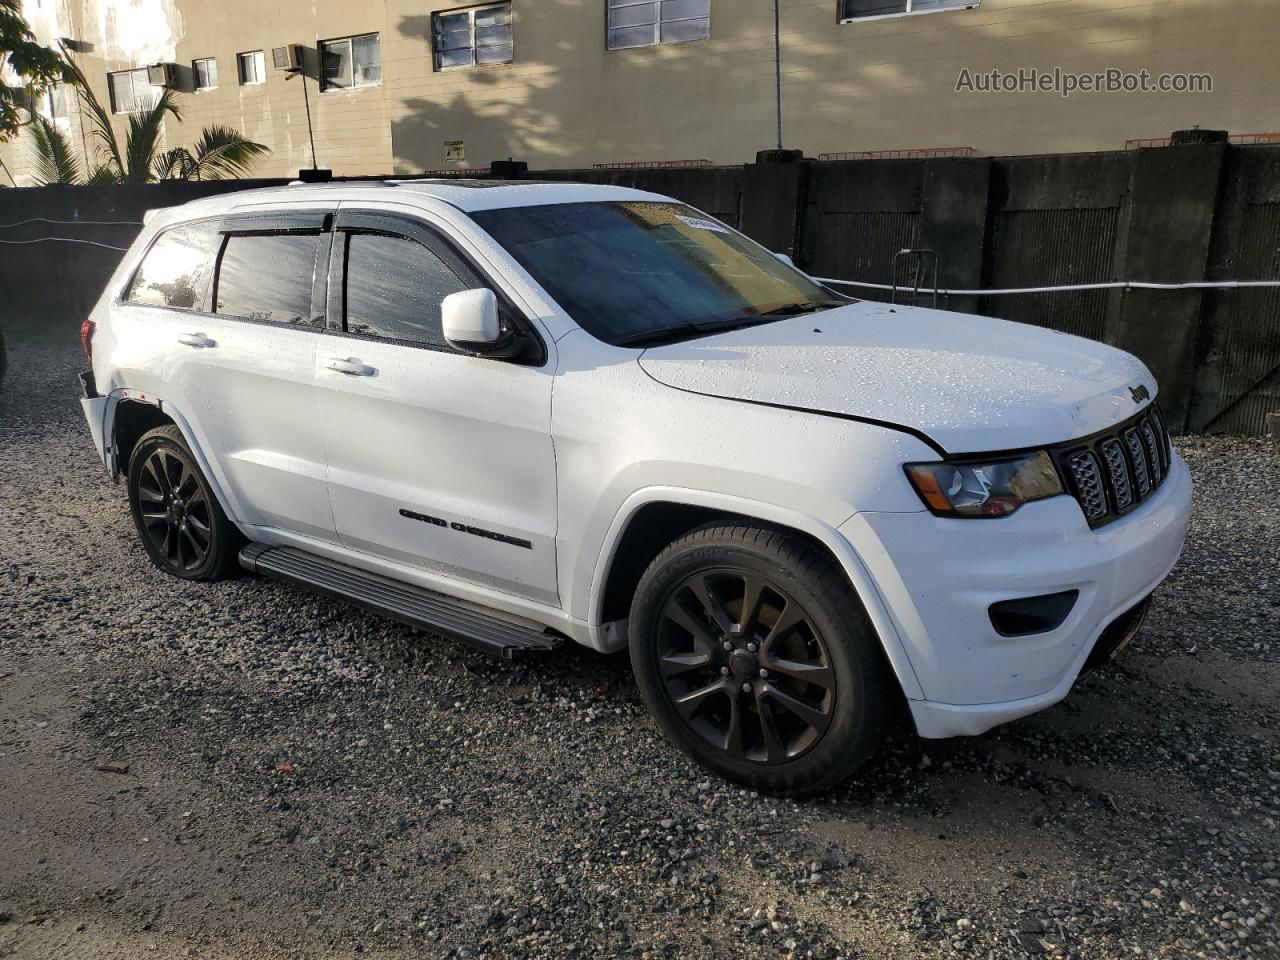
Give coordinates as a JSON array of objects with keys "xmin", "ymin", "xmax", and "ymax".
[
  {"xmin": 747, "ymin": 642, "xmax": 758, "ymax": 653},
  {"xmin": 720, "ymin": 666, "xmax": 730, "ymax": 676},
  {"xmin": 722, "ymin": 641, "xmax": 732, "ymax": 651},
  {"xmin": 759, "ymin": 668, "xmax": 768, "ymax": 678},
  {"xmin": 741, "ymin": 682, "xmax": 752, "ymax": 693}
]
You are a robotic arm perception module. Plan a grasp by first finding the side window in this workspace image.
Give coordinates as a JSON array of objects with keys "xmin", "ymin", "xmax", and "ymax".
[
  {"xmin": 342, "ymin": 232, "xmax": 469, "ymax": 347},
  {"xmin": 838, "ymin": 0, "xmax": 980, "ymax": 19},
  {"xmin": 125, "ymin": 221, "xmax": 220, "ymax": 309},
  {"xmin": 215, "ymin": 233, "xmax": 320, "ymax": 326}
]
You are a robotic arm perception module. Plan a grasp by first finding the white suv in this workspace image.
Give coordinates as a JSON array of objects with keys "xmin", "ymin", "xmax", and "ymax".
[{"xmin": 79, "ymin": 180, "xmax": 1191, "ymax": 796}]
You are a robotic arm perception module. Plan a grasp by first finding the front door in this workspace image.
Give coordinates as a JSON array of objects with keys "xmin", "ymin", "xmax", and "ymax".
[{"xmin": 313, "ymin": 209, "xmax": 559, "ymax": 605}]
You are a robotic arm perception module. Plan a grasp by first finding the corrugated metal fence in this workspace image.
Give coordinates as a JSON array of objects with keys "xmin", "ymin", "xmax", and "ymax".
[{"xmin": 2, "ymin": 144, "xmax": 1278, "ymax": 434}]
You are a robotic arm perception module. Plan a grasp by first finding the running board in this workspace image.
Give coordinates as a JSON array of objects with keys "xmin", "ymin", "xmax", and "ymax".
[{"xmin": 239, "ymin": 544, "xmax": 562, "ymax": 659}]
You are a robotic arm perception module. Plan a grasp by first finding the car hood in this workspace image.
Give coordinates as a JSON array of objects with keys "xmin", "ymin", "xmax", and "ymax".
[{"xmin": 636, "ymin": 301, "xmax": 1157, "ymax": 454}]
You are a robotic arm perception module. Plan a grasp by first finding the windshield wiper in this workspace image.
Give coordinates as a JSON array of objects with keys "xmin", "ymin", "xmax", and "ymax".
[
  {"xmin": 614, "ymin": 315, "xmax": 777, "ymax": 347},
  {"xmin": 755, "ymin": 299, "xmax": 847, "ymax": 317},
  {"xmin": 615, "ymin": 300, "xmax": 847, "ymax": 348}
]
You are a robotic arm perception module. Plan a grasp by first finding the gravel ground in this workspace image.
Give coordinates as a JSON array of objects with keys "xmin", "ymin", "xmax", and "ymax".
[{"xmin": 1, "ymin": 336, "xmax": 1277, "ymax": 960}]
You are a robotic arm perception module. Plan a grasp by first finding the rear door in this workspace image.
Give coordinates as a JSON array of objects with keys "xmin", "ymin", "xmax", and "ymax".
[
  {"xmin": 313, "ymin": 208, "xmax": 559, "ymax": 604},
  {"xmin": 168, "ymin": 209, "xmax": 337, "ymax": 541}
]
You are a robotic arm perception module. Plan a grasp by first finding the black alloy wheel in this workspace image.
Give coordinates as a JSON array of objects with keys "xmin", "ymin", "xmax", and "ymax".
[
  {"xmin": 656, "ymin": 569, "xmax": 835, "ymax": 764},
  {"xmin": 127, "ymin": 425, "xmax": 242, "ymax": 581},
  {"xmin": 630, "ymin": 523, "xmax": 892, "ymax": 796},
  {"xmin": 136, "ymin": 445, "xmax": 214, "ymax": 572}
]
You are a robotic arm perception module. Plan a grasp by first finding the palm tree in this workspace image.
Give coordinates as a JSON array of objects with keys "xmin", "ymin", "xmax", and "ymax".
[
  {"xmin": 27, "ymin": 114, "xmax": 80, "ymax": 185},
  {"xmin": 153, "ymin": 125, "xmax": 273, "ymax": 181},
  {"xmin": 0, "ymin": 0, "xmax": 65, "ymax": 141},
  {"xmin": 33, "ymin": 51, "xmax": 270, "ymax": 184}
]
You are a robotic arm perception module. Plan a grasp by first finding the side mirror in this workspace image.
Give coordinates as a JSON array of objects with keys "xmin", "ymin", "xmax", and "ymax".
[
  {"xmin": 773, "ymin": 251, "xmax": 825, "ymax": 286},
  {"xmin": 442, "ymin": 288, "xmax": 503, "ymax": 352}
]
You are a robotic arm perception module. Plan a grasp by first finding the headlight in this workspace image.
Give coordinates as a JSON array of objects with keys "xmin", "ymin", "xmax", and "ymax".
[{"xmin": 904, "ymin": 450, "xmax": 1063, "ymax": 518}]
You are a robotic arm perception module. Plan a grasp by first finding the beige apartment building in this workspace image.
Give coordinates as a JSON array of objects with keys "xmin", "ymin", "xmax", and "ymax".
[{"xmin": 2, "ymin": 0, "xmax": 1276, "ymax": 184}]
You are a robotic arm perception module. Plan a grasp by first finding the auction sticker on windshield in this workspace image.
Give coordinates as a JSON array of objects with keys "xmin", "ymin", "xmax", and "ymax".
[{"xmin": 676, "ymin": 214, "xmax": 729, "ymax": 233}]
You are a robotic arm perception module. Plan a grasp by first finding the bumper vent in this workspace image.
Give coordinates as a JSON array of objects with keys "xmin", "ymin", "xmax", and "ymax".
[
  {"xmin": 1056, "ymin": 406, "xmax": 1172, "ymax": 528},
  {"xmin": 989, "ymin": 590, "xmax": 1079, "ymax": 637}
]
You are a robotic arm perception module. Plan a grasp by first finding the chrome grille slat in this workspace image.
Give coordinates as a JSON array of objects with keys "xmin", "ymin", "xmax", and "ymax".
[
  {"xmin": 1150, "ymin": 407, "xmax": 1171, "ymax": 471},
  {"xmin": 1067, "ymin": 451, "xmax": 1107, "ymax": 522},
  {"xmin": 1139, "ymin": 418, "xmax": 1163, "ymax": 485},
  {"xmin": 1100, "ymin": 439, "xmax": 1133, "ymax": 510},
  {"xmin": 1056, "ymin": 406, "xmax": 1170, "ymax": 528},
  {"xmin": 1125, "ymin": 429, "xmax": 1152, "ymax": 496}
]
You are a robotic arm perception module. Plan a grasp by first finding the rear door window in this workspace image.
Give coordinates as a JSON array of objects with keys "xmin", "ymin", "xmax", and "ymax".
[
  {"xmin": 215, "ymin": 233, "xmax": 321, "ymax": 326},
  {"xmin": 125, "ymin": 221, "xmax": 220, "ymax": 309},
  {"xmin": 341, "ymin": 232, "xmax": 469, "ymax": 347}
]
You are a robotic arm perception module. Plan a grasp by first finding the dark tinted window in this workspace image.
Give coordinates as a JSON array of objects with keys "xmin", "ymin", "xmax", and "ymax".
[
  {"xmin": 343, "ymin": 232, "xmax": 468, "ymax": 346},
  {"xmin": 125, "ymin": 221, "xmax": 220, "ymax": 309},
  {"xmin": 215, "ymin": 233, "xmax": 319, "ymax": 326}
]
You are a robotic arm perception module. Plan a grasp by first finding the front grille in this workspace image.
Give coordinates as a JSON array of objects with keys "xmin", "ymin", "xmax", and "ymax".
[{"xmin": 1055, "ymin": 406, "xmax": 1172, "ymax": 528}]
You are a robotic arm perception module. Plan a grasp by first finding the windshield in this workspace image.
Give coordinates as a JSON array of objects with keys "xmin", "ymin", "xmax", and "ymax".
[{"xmin": 471, "ymin": 201, "xmax": 842, "ymax": 346}]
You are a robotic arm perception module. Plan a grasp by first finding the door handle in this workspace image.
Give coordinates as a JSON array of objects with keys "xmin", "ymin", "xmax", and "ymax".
[
  {"xmin": 326, "ymin": 357, "xmax": 376, "ymax": 377},
  {"xmin": 177, "ymin": 332, "xmax": 215, "ymax": 348}
]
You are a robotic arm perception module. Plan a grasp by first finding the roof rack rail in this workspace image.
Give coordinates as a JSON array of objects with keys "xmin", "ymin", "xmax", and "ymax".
[
  {"xmin": 286, "ymin": 169, "xmax": 495, "ymax": 186},
  {"xmin": 287, "ymin": 176, "xmax": 400, "ymax": 186}
]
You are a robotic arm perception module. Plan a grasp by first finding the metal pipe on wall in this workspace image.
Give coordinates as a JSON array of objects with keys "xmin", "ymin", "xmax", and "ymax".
[{"xmin": 773, "ymin": 0, "xmax": 783, "ymax": 150}]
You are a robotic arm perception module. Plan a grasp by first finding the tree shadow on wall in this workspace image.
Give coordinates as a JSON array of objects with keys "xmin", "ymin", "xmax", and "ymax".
[
  {"xmin": 390, "ymin": 8, "xmax": 743, "ymax": 174},
  {"xmin": 392, "ymin": 14, "xmax": 577, "ymax": 173}
]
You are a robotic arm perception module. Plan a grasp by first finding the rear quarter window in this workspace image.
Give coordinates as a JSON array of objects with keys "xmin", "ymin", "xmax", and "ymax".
[{"xmin": 124, "ymin": 221, "xmax": 221, "ymax": 309}]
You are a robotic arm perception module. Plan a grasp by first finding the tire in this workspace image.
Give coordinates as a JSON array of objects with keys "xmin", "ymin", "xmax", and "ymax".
[
  {"xmin": 630, "ymin": 522, "xmax": 893, "ymax": 797},
  {"xmin": 127, "ymin": 424, "xmax": 243, "ymax": 581}
]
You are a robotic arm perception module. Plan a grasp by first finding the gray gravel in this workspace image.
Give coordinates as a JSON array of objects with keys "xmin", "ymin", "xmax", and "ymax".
[{"xmin": 1, "ymin": 335, "xmax": 1277, "ymax": 960}]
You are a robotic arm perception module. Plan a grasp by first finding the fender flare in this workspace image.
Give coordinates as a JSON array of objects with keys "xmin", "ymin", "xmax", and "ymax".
[
  {"xmin": 109, "ymin": 388, "xmax": 248, "ymax": 527},
  {"xmin": 587, "ymin": 486, "xmax": 925, "ymax": 701}
]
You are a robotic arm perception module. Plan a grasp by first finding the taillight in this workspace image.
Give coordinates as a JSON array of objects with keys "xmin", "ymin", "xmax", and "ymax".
[{"xmin": 80, "ymin": 318, "xmax": 95, "ymax": 363}]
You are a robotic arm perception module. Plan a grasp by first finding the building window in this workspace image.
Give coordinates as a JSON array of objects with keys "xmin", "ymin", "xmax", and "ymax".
[
  {"xmin": 193, "ymin": 58, "xmax": 218, "ymax": 91},
  {"xmin": 607, "ymin": 0, "xmax": 710, "ymax": 50},
  {"xmin": 107, "ymin": 69, "xmax": 159, "ymax": 114},
  {"xmin": 237, "ymin": 50, "xmax": 266, "ymax": 86},
  {"xmin": 838, "ymin": 0, "xmax": 978, "ymax": 21},
  {"xmin": 320, "ymin": 34, "xmax": 381, "ymax": 89},
  {"xmin": 34, "ymin": 82, "xmax": 67, "ymax": 119},
  {"xmin": 433, "ymin": 3, "xmax": 513, "ymax": 70}
]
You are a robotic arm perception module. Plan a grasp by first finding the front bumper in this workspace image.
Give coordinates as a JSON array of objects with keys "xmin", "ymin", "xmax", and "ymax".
[{"xmin": 840, "ymin": 453, "xmax": 1192, "ymax": 738}]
